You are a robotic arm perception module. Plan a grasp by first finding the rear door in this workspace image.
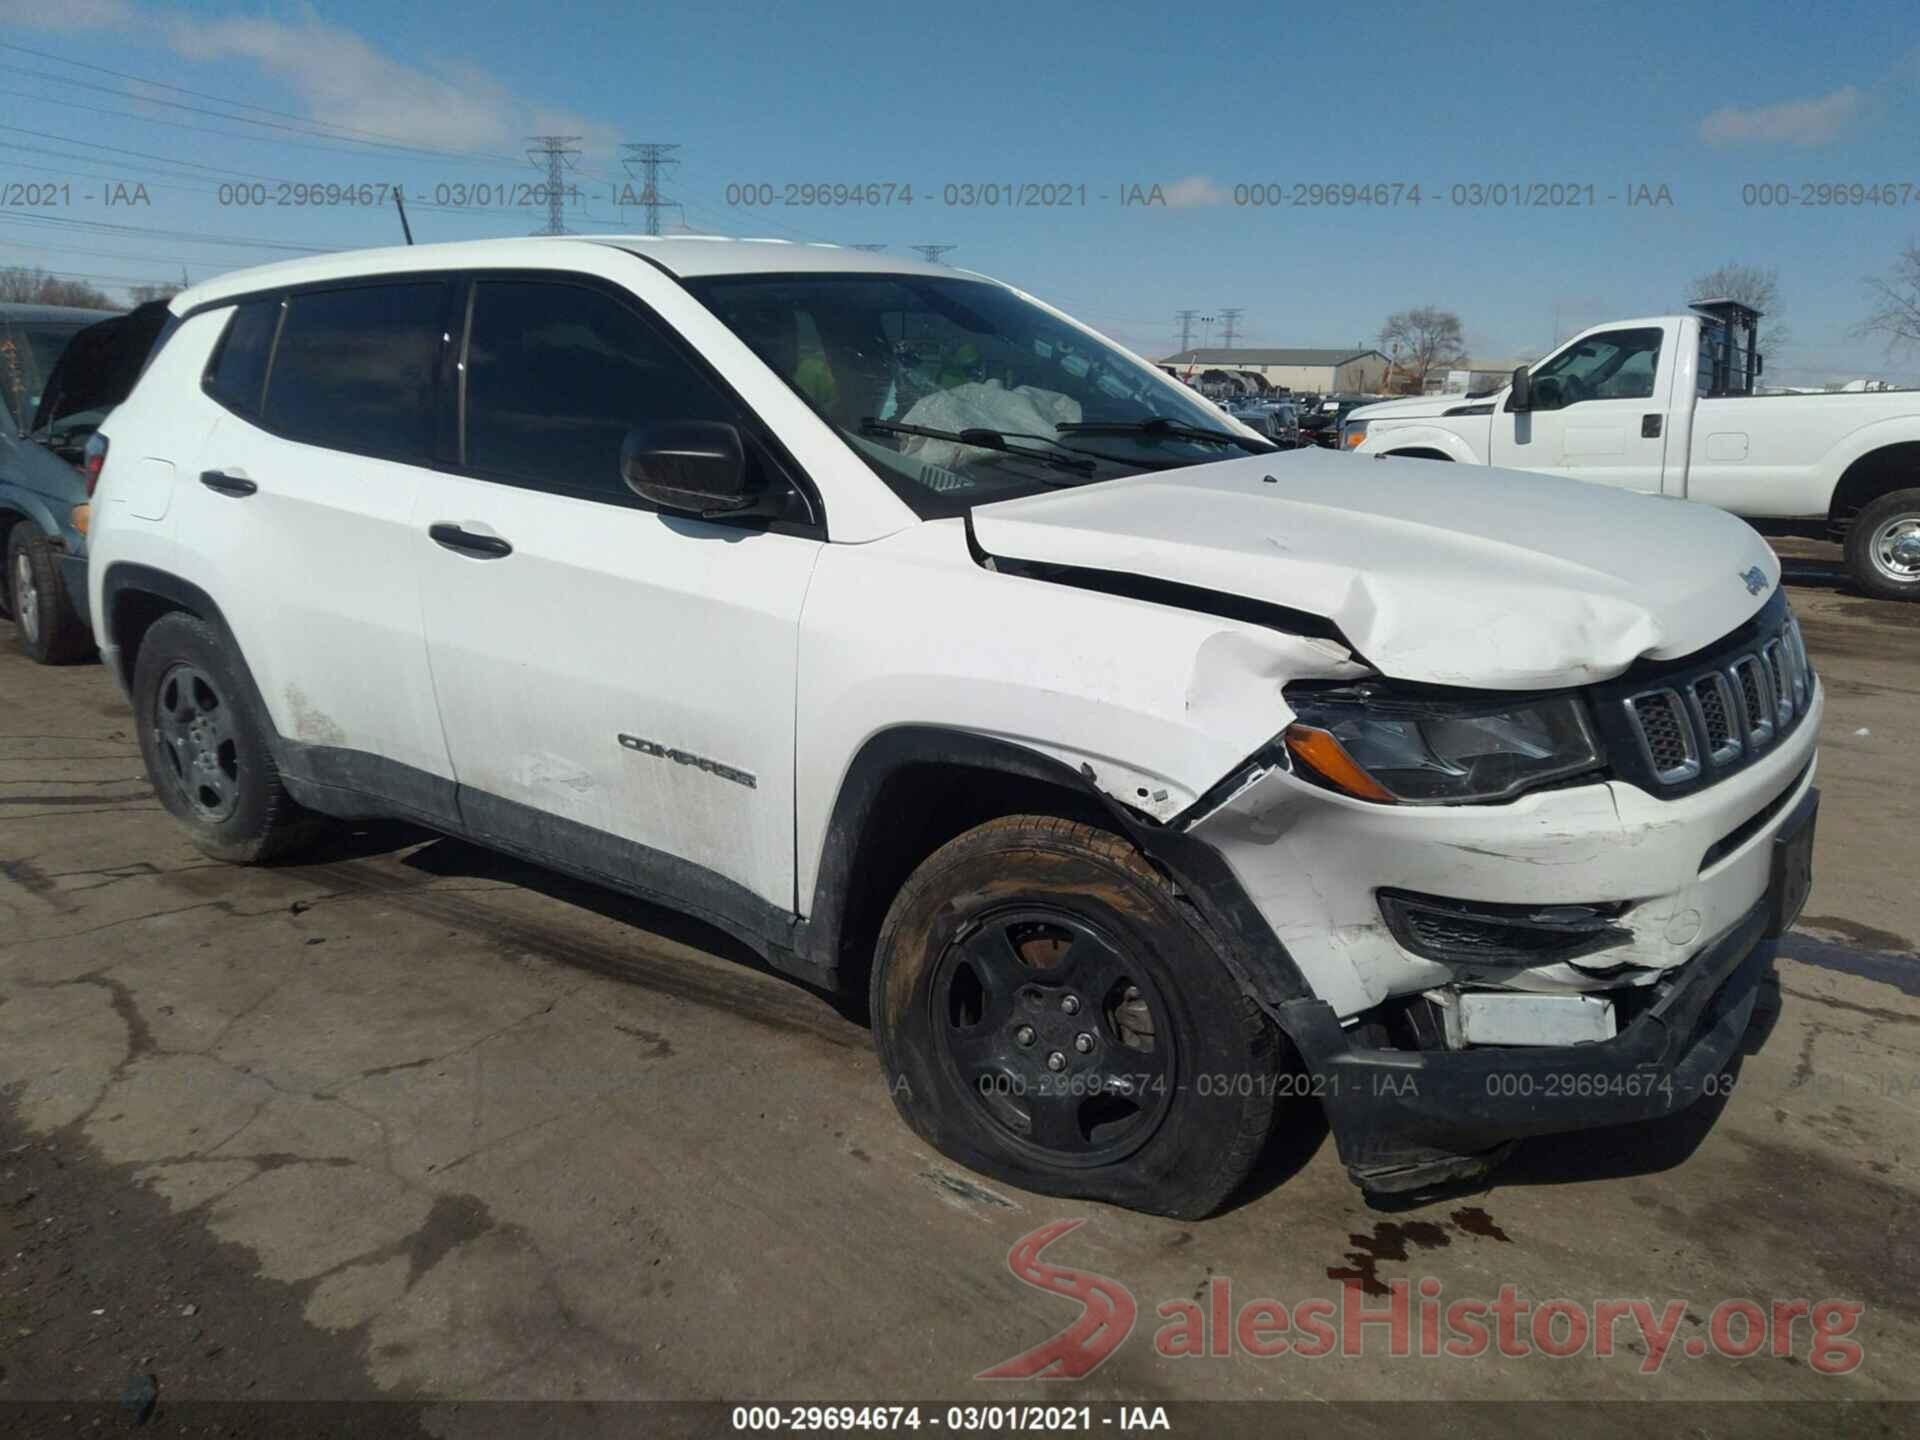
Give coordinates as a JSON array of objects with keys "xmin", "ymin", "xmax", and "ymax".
[
  {"xmin": 1490, "ymin": 325, "xmax": 1673, "ymax": 491},
  {"xmin": 185, "ymin": 282, "xmax": 457, "ymax": 798},
  {"xmin": 413, "ymin": 273, "xmax": 823, "ymax": 912}
]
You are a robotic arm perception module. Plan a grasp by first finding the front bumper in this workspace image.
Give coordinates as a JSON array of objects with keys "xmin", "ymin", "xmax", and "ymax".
[
  {"xmin": 57, "ymin": 549, "xmax": 90, "ymax": 629},
  {"xmin": 1280, "ymin": 867, "xmax": 1790, "ymax": 1191},
  {"xmin": 1190, "ymin": 681, "xmax": 1822, "ymax": 1019}
]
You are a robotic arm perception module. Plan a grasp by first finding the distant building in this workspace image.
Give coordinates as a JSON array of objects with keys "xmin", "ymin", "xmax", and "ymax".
[
  {"xmin": 1160, "ymin": 347, "xmax": 1390, "ymax": 394},
  {"xmin": 1424, "ymin": 359, "xmax": 1532, "ymax": 396}
]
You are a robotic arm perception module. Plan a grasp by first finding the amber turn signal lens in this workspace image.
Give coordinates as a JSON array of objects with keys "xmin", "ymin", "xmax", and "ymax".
[
  {"xmin": 70, "ymin": 503, "xmax": 91, "ymax": 536},
  {"xmin": 1283, "ymin": 723, "xmax": 1397, "ymax": 803},
  {"xmin": 1343, "ymin": 429, "xmax": 1367, "ymax": 448}
]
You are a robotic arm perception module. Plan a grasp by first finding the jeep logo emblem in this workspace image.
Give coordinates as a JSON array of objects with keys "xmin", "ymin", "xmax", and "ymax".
[{"xmin": 1740, "ymin": 566, "xmax": 1769, "ymax": 595}]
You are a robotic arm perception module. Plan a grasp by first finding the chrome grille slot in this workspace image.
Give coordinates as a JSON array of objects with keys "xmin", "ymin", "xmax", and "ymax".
[
  {"xmin": 1731, "ymin": 655, "xmax": 1775, "ymax": 745},
  {"xmin": 1762, "ymin": 639, "xmax": 1793, "ymax": 725},
  {"xmin": 1688, "ymin": 673, "xmax": 1742, "ymax": 764},
  {"xmin": 1624, "ymin": 688, "xmax": 1699, "ymax": 783}
]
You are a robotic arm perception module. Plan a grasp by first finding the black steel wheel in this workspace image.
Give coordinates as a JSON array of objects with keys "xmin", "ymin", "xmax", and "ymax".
[
  {"xmin": 132, "ymin": 612, "xmax": 323, "ymax": 863},
  {"xmin": 873, "ymin": 815, "xmax": 1285, "ymax": 1218}
]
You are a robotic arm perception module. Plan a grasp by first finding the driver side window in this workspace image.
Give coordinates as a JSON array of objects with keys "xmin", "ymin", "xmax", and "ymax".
[{"xmin": 1528, "ymin": 327, "xmax": 1663, "ymax": 412}]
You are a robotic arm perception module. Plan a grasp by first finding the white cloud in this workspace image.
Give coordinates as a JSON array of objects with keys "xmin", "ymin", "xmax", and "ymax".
[
  {"xmin": 1699, "ymin": 86, "xmax": 1862, "ymax": 146},
  {"xmin": 1161, "ymin": 175, "xmax": 1227, "ymax": 208},
  {"xmin": 0, "ymin": 2, "xmax": 619, "ymax": 162}
]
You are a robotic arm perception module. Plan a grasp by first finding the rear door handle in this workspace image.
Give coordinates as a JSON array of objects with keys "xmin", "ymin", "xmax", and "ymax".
[
  {"xmin": 199, "ymin": 470, "xmax": 257, "ymax": 497},
  {"xmin": 429, "ymin": 522, "xmax": 513, "ymax": 558}
]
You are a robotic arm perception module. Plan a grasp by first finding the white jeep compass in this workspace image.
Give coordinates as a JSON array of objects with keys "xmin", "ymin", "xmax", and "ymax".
[{"xmin": 85, "ymin": 237, "xmax": 1821, "ymax": 1217}]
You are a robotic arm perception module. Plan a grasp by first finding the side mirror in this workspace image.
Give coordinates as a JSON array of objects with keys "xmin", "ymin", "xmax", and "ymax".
[
  {"xmin": 1508, "ymin": 365, "xmax": 1533, "ymax": 412},
  {"xmin": 621, "ymin": 421, "xmax": 751, "ymax": 516}
]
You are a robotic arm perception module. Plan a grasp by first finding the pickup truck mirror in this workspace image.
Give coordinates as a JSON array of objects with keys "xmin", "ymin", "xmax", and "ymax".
[
  {"xmin": 1508, "ymin": 365, "xmax": 1533, "ymax": 412},
  {"xmin": 621, "ymin": 421, "xmax": 753, "ymax": 516}
]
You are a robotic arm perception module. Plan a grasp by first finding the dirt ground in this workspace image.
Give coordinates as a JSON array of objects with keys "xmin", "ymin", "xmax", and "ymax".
[{"xmin": 1, "ymin": 546, "xmax": 1916, "ymax": 1436}]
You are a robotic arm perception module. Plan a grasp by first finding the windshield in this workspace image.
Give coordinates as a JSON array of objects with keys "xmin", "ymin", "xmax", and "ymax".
[
  {"xmin": 0, "ymin": 322, "xmax": 86, "ymax": 430},
  {"xmin": 682, "ymin": 272, "xmax": 1262, "ymax": 517}
]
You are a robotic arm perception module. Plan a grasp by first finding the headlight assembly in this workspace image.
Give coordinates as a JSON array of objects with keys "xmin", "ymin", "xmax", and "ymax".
[
  {"xmin": 1340, "ymin": 419, "xmax": 1369, "ymax": 449},
  {"xmin": 1282, "ymin": 684, "xmax": 1603, "ymax": 804}
]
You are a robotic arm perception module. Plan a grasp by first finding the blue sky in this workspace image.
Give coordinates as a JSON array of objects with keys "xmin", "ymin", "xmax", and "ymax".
[{"xmin": 4, "ymin": 0, "xmax": 1918, "ymax": 381}]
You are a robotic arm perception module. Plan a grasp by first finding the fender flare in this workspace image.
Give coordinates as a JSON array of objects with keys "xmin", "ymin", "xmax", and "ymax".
[
  {"xmin": 798, "ymin": 725, "xmax": 1316, "ymax": 1015},
  {"xmin": 0, "ymin": 487, "xmax": 72, "ymax": 550}
]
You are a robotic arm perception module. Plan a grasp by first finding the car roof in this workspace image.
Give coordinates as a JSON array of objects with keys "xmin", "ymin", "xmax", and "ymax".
[
  {"xmin": 0, "ymin": 303, "xmax": 120, "ymax": 324},
  {"xmin": 170, "ymin": 236, "xmax": 986, "ymax": 313}
]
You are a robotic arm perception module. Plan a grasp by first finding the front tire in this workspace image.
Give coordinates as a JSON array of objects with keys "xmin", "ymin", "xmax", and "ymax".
[
  {"xmin": 871, "ymin": 815, "xmax": 1282, "ymax": 1219},
  {"xmin": 1845, "ymin": 487, "xmax": 1920, "ymax": 601},
  {"xmin": 132, "ymin": 612, "xmax": 322, "ymax": 863},
  {"xmin": 6, "ymin": 524, "xmax": 92, "ymax": 664}
]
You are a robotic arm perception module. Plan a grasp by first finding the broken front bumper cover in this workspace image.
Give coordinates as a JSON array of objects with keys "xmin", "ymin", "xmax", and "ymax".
[{"xmin": 1278, "ymin": 881, "xmax": 1781, "ymax": 1196}]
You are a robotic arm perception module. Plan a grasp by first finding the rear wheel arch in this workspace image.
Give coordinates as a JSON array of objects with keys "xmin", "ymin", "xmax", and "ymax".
[
  {"xmin": 1828, "ymin": 441, "xmax": 1920, "ymax": 531},
  {"xmin": 102, "ymin": 564, "xmax": 242, "ymax": 695}
]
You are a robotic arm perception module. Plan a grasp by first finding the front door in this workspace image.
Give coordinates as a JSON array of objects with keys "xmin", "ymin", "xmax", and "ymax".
[
  {"xmin": 414, "ymin": 275, "xmax": 823, "ymax": 913},
  {"xmin": 1490, "ymin": 325, "xmax": 1672, "ymax": 492}
]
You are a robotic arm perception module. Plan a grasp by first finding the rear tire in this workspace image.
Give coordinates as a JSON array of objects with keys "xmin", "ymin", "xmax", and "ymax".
[
  {"xmin": 7, "ymin": 524, "xmax": 92, "ymax": 664},
  {"xmin": 871, "ymin": 815, "xmax": 1283, "ymax": 1219},
  {"xmin": 131, "ymin": 612, "xmax": 323, "ymax": 863},
  {"xmin": 1844, "ymin": 487, "xmax": 1920, "ymax": 601}
]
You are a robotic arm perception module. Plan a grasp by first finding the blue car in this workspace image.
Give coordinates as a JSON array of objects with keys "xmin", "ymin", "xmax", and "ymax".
[{"xmin": 2, "ymin": 301, "xmax": 170, "ymax": 662}]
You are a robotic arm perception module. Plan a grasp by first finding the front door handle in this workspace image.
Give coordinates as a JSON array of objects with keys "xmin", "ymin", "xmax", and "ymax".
[
  {"xmin": 199, "ymin": 470, "xmax": 257, "ymax": 497},
  {"xmin": 1641, "ymin": 413, "xmax": 1663, "ymax": 438},
  {"xmin": 429, "ymin": 523, "xmax": 513, "ymax": 559}
]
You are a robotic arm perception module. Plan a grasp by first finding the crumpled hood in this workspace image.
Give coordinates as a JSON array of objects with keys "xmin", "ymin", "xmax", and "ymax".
[{"xmin": 970, "ymin": 450, "xmax": 1780, "ymax": 689}]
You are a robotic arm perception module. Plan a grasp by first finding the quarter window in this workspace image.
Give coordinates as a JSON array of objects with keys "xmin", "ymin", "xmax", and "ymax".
[
  {"xmin": 262, "ymin": 283, "xmax": 446, "ymax": 461},
  {"xmin": 203, "ymin": 299, "xmax": 280, "ymax": 419},
  {"xmin": 462, "ymin": 279, "xmax": 738, "ymax": 498}
]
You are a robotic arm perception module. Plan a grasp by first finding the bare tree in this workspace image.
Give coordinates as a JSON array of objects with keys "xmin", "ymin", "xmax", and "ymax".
[
  {"xmin": 1687, "ymin": 262, "xmax": 1789, "ymax": 352},
  {"xmin": 1856, "ymin": 241, "xmax": 1920, "ymax": 355},
  {"xmin": 0, "ymin": 265, "xmax": 117, "ymax": 310},
  {"xmin": 1378, "ymin": 306, "xmax": 1467, "ymax": 391},
  {"xmin": 128, "ymin": 283, "xmax": 184, "ymax": 305}
]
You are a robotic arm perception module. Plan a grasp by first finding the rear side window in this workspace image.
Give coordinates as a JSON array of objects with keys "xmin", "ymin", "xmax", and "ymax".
[
  {"xmin": 462, "ymin": 279, "xmax": 736, "ymax": 497},
  {"xmin": 203, "ymin": 300, "xmax": 279, "ymax": 418},
  {"xmin": 263, "ymin": 283, "xmax": 446, "ymax": 461}
]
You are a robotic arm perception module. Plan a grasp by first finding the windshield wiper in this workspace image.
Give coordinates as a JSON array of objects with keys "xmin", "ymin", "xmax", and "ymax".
[
  {"xmin": 1056, "ymin": 416, "xmax": 1276, "ymax": 454},
  {"xmin": 859, "ymin": 418, "xmax": 1097, "ymax": 476}
]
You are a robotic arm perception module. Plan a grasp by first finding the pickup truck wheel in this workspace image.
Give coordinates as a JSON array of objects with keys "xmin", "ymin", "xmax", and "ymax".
[
  {"xmin": 6, "ymin": 524, "xmax": 92, "ymax": 664},
  {"xmin": 871, "ymin": 815, "xmax": 1281, "ymax": 1219},
  {"xmin": 1847, "ymin": 488, "xmax": 1920, "ymax": 601},
  {"xmin": 132, "ymin": 612, "xmax": 323, "ymax": 863}
]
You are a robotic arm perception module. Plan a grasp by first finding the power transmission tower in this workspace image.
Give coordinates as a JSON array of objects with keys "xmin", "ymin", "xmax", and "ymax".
[
  {"xmin": 1175, "ymin": 309, "xmax": 1200, "ymax": 352},
  {"xmin": 912, "ymin": 244, "xmax": 957, "ymax": 264},
  {"xmin": 1220, "ymin": 308, "xmax": 1244, "ymax": 348},
  {"xmin": 525, "ymin": 135, "xmax": 582, "ymax": 235},
  {"xmin": 621, "ymin": 143, "xmax": 681, "ymax": 237}
]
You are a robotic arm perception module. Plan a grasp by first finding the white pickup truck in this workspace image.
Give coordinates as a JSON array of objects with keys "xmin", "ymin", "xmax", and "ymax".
[{"xmin": 1342, "ymin": 301, "xmax": 1920, "ymax": 599}]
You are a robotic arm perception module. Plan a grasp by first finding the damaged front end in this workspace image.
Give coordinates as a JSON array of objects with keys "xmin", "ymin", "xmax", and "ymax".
[{"xmin": 1131, "ymin": 594, "xmax": 1824, "ymax": 1197}]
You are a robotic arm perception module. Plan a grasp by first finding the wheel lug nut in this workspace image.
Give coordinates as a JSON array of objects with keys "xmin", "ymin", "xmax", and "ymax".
[
  {"xmin": 1061, "ymin": 995, "xmax": 1081, "ymax": 1015},
  {"xmin": 1014, "ymin": 1025, "xmax": 1035, "ymax": 1047},
  {"xmin": 1074, "ymin": 1033, "xmax": 1094, "ymax": 1054},
  {"xmin": 1046, "ymin": 1051, "xmax": 1067, "ymax": 1072}
]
